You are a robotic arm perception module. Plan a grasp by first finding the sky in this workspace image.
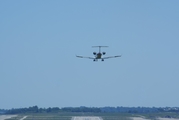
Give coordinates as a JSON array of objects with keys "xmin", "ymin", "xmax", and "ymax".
[{"xmin": 0, "ymin": 0, "xmax": 179, "ymax": 109}]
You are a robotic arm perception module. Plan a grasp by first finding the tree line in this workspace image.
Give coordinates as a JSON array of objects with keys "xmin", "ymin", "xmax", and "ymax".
[
  {"xmin": 1, "ymin": 106, "xmax": 179, "ymax": 114},
  {"xmin": 3, "ymin": 106, "xmax": 101, "ymax": 114}
]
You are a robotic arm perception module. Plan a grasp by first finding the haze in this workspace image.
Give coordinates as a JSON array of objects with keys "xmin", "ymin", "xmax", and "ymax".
[{"xmin": 0, "ymin": 0, "xmax": 179, "ymax": 109}]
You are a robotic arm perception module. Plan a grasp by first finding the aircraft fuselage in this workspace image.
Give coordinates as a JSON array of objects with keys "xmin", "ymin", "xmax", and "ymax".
[{"xmin": 95, "ymin": 53, "xmax": 102, "ymax": 59}]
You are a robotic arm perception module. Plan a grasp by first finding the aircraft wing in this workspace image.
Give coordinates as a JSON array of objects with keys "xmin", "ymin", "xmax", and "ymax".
[
  {"xmin": 76, "ymin": 55, "xmax": 94, "ymax": 59},
  {"xmin": 102, "ymin": 55, "xmax": 121, "ymax": 59}
]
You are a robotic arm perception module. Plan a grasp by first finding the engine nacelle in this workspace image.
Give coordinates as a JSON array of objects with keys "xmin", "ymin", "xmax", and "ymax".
[
  {"xmin": 102, "ymin": 52, "xmax": 106, "ymax": 55},
  {"xmin": 93, "ymin": 52, "xmax": 96, "ymax": 55}
]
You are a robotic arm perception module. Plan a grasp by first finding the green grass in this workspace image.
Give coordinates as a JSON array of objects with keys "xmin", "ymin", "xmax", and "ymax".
[{"xmin": 137, "ymin": 112, "xmax": 179, "ymax": 120}]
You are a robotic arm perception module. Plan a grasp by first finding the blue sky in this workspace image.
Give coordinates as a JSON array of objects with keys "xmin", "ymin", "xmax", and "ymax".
[{"xmin": 0, "ymin": 0, "xmax": 179, "ymax": 109}]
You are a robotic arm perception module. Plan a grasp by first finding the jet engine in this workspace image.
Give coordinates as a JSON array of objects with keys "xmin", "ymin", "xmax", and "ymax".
[
  {"xmin": 93, "ymin": 52, "xmax": 96, "ymax": 55},
  {"xmin": 102, "ymin": 52, "xmax": 106, "ymax": 55}
]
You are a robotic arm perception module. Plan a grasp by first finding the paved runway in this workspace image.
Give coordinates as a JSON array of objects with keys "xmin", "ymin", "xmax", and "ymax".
[
  {"xmin": 0, "ymin": 115, "xmax": 17, "ymax": 120},
  {"xmin": 19, "ymin": 116, "xmax": 27, "ymax": 120},
  {"xmin": 72, "ymin": 116, "xmax": 102, "ymax": 120}
]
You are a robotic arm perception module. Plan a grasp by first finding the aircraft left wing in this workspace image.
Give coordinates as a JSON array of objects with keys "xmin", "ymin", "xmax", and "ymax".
[
  {"xmin": 102, "ymin": 55, "xmax": 121, "ymax": 59},
  {"xmin": 76, "ymin": 55, "xmax": 94, "ymax": 59}
]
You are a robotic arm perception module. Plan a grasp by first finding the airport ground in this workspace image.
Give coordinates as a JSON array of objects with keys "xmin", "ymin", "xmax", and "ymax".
[{"xmin": 1, "ymin": 112, "xmax": 179, "ymax": 120}]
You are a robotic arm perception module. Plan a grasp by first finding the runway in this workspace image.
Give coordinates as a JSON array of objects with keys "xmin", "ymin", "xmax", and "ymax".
[
  {"xmin": 131, "ymin": 117, "xmax": 150, "ymax": 120},
  {"xmin": 19, "ymin": 116, "xmax": 27, "ymax": 120},
  {"xmin": 72, "ymin": 116, "xmax": 102, "ymax": 120},
  {"xmin": 0, "ymin": 115, "xmax": 17, "ymax": 120}
]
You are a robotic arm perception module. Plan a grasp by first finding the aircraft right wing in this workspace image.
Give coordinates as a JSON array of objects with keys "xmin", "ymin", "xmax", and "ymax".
[
  {"xmin": 76, "ymin": 55, "xmax": 94, "ymax": 59},
  {"xmin": 103, "ymin": 55, "xmax": 122, "ymax": 59}
]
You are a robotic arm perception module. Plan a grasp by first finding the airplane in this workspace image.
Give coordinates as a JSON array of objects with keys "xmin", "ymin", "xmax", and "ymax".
[{"xmin": 76, "ymin": 46, "xmax": 121, "ymax": 61}]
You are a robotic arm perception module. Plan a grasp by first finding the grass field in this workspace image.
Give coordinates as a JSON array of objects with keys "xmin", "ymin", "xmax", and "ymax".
[{"xmin": 4, "ymin": 112, "xmax": 179, "ymax": 120}]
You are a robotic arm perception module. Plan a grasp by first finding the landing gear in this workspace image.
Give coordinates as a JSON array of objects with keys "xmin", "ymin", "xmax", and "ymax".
[{"xmin": 93, "ymin": 59, "xmax": 98, "ymax": 61}]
